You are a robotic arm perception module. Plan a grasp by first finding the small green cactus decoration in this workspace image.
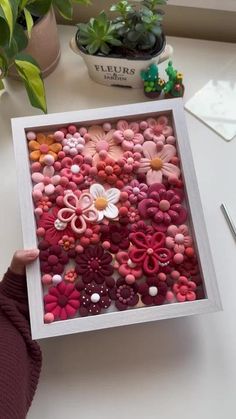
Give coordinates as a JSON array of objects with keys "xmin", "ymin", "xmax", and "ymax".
[
  {"xmin": 141, "ymin": 63, "xmax": 165, "ymax": 95},
  {"xmin": 164, "ymin": 61, "xmax": 184, "ymax": 97}
]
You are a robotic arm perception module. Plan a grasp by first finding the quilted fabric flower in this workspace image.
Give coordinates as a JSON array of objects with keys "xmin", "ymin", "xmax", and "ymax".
[
  {"xmin": 109, "ymin": 277, "xmax": 139, "ymax": 311},
  {"xmin": 96, "ymin": 158, "xmax": 122, "ymax": 186},
  {"xmin": 143, "ymin": 116, "xmax": 173, "ymax": 142},
  {"xmin": 37, "ymin": 207, "xmax": 74, "ymax": 245},
  {"xmin": 138, "ymin": 277, "xmax": 168, "ymax": 305},
  {"xmin": 89, "ymin": 183, "xmax": 120, "ymax": 221},
  {"xmin": 138, "ymin": 183, "xmax": 187, "ymax": 231},
  {"xmin": 44, "ymin": 281, "xmax": 80, "ymax": 320},
  {"xmin": 32, "ymin": 166, "xmax": 61, "ymax": 196},
  {"xmin": 172, "ymin": 275, "xmax": 197, "ymax": 302},
  {"xmin": 75, "ymin": 245, "xmax": 114, "ymax": 283},
  {"xmin": 39, "ymin": 241, "xmax": 69, "ymax": 274},
  {"xmin": 113, "ymin": 119, "xmax": 144, "ymax": 152},
  {"xmin": 116, "ymin": 251, "xmax": 142, "ymax": 284},
  {"xmin": 100, "ymin": 223, "xmax": 130, "ymax": 254},
  {"xmin": 166, "ymin": 224, "xmax": 192, "ymax": 254},
  {"xmin": 76, "ymin": 281, "xmax": 112, "ymax": 316},
  {"xmin": 58, "ymin": 192, "xmax": 98, "ymax": 235},
  {"xmin": 83, "ymin": 125, "xmax": 123, "ymax": 164},
  {"xmin": 28, "ymin": 133, "xmax": 62, "ymax": 163},
  {"xmin": 123, "ymin": 179, "xmax": 148, "ymax": 204},
  {"xmin": 138, "ymin": 142, "xmax": 180, "ymax": 185},
  {"xmin": 62, "ymin": 133, "xmax": 85, "ymax": 155},
  {"xmin": 60, "ymin": 155, "xmax": 93, "ymax": 184},
  {"xmin": 129, "ymin": 231, "xmax": 172, "ymax": 275}
]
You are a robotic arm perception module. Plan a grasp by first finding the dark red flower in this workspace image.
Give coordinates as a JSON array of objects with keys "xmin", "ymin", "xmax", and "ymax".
[
  {"xmin": 75, "ymin": 245, "xmax": 114, "ymax": 283},
  {"xmin": 100, "ymin": 223, "xmax": 130, "ymax": 253},
  {"xmin": 76, "ymin": 281, "xmax": 113, "ymax": 316},
  {"xmin": 44, "ymin": 281, "xmax": 80, "ymax": 320},
  {"xmin": 109, "ymin": 277, "xmax": 139, "ymax": 311},
  {"xmin": 130, "ymin": 220, "xmax": 154, "ymax": 236},
  {"xmin": 138, "ymin": 277, "xmax": 168, "ymax": 305},
  {"xmin": 39, "ymin": 240, "xmax": 69, "ymax": 274},
  {"xmin": 37, "ymin": 206, "xmax": 74, "ymax": 245}
]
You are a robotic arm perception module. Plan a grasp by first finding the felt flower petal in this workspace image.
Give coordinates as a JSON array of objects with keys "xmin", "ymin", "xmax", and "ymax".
[
  {"xmin": 146, "ymin": 169, "xmax": 163, "ymax": 185},
  {"xmin": 162, "ymin": 163, "xmax": 180, "ymax": 178},
  {"xmin": 30, "ymin": 150, "xmax": 41, "ymax": 161},
  {"xmin": 88, "ymin": 125, "xmax": 105, "ymax": 142},
  {"xmin": 138, "ymin": 158, "xmax": 151, "ymax": 173},
  {"xmin": 106, "ymin": 187, "xmax": 120, "ymax": 204},
  {"xmin": 117, "ymin": 120, "xmax": 129, "ymax": 131},
  {"xmin": 158, "ymin": 144, "xmax": 176, "ymax": 162},
  {"xmin": 142, "ymin": 141, "xmax": 157, "ymax": 159},
  {"xmin": 36, "ymin": 134, "xmax": 47, "ymax": 145},
  {"xmin": 28, "ymin": 140, "xmax": 40, "ymax": 151},
  {"xmin": 90, "ymin": 183, "xmax": 106, "ymax": 199},
  {"xmin": 104, "ymin": 203, "xmax": 119, "ymax": 219},
  {"xmin": 32, "ymin": 172, "xmax": 44, "ymax": 183},
  {"xmin": 50, "ymin": 143, "xmax": 62, "ymax": 153}
]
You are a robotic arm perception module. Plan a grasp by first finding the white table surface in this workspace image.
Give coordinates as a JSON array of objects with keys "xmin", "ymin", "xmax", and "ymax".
[{"xmin": 1, "ymin": 25, "xmax": 236, "ymax": 419}]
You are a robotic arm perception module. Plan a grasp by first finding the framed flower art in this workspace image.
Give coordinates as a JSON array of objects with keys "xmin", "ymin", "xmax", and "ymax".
[{"xmin": 11, "ymin": 99, "xmax": 221, "ymax": 339}]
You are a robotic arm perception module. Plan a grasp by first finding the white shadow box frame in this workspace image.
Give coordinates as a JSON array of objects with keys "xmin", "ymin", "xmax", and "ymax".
[{"xmin": 11, "ymin": 99, "xmax": 222, "ymax": 340}]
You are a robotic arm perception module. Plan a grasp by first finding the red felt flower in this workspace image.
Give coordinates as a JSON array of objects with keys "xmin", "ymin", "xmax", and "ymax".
[
  {"xmin": 39, "ymin": 240, "xmax": 69, "ymax": 274},
  {"xmin": 130, "ymin": 220, "xmax": 154, "ymax": 236},
  {"xmin": 75, "ymin": 245, "xmax": 114, "ymax": 283},
  {"xmin": 44, "ymin": 281, "xmax": 80, "ymax": 320},
  {"xmin": 96, "ymin": 158, "xmax": 122, "ymax": 186},
  {"xmin": 109, "ymin": 277, "xmax": 139, "ymax": 311},
  {"xmin": 138, "ymin": 277, "xmax": 168, "ymax": 305},
  {"xmin": 100, "ymin": 223, "xmax": 130, "ymax": 254},
  {"xmin": 76, "ymin": 281, "xmax": 113, "ymax": 316},
  {"xmin": 37, "ymin": 207, "xmax": 75, "ymax": 245},
  {"xmin": 129, "ymin": 231, "xmax": 172, "ymax": 275},
  {"xmin": 172, "ymin": 275, "xmax": 197, "ymax": 302}
]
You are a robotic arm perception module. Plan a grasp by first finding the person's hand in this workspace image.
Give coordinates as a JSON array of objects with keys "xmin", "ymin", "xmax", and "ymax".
[{"xmin": 10, "ymin": 249, "xmax": 39, "ymax": 276}]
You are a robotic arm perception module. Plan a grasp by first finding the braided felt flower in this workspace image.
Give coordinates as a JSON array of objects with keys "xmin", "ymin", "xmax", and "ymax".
[
  {"xmin": 129, "ymin": 231, "xmax": 172, "ymax": 275},
  {"xmin": 44, "ymin": 281, "xmax": 80, "ymax": 320}
]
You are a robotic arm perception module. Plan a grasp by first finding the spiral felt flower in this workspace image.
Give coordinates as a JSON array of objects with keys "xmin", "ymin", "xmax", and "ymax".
[
  {"xmin": 123, "ymin": 179, "xmax": 148, "ymax": 204},
  {"xmin": 143, "ymin": 116, "xmax": 173, "ymax": 142},
  {"xmin": 83, "ymin": 125, "xmax": 123, "ymax": 164},
  {"xmin": 28, "ymin": 133, "xmax": 62, "ymax": 163},
  {"xmin": 60, "ymin": 155, "xmax": 93, "ymax": 185},
  {"xmin": 76, "ymin": 281, "xmax": 112, "ymax": 316},
  {"xmin": 129, "ymin": 231, "xmax": 172, "ymax": 275},
  {"xmin": 32, "ymin": 166, "xmax": 61, "ymax": 196},
  {"xmin": 138, "ymin": 277, "xmax": 168, "ymax": 306},
  {"xmin": 100, "ymin": 223, "xmax": 130, "ymax": 254},
  {"xmin": 62, "ymin": 133, "xmax": 85, "ymax": 155},
  {"xmin": 109, "ymin": 277, "xmax": 139, "ymax": 311},
  {"xmin": 138, "ymin": 142, "xmax": 180, "ymax": 185},
  {"xmin": 138, "ymin": 183, "xmax": 187, "ymax": 231},
  {"xmin": 96, "ymin": 158, "xmax": 122, "ymax": 186},
  {"xmin": 58, "ymin": 192, "xmax": 98, "ymax": 235},
  {"xmin": 166, "ymin": 224, "xmax": 192, "ymax": 254},
  {"xmin": 44, "ymin": 281, "xmax": 80, "ymax": 320},
  {"xmin": 89, "ymin": 183, "xmax": 120, "ymax": 222},
  {"xmin": 113, "ymin": 119, "xmax": 144, "ymax": 152},
  {"xmin": 37, "ymin": 207, "xmax": 74, "ymax": 245},
  {"xmin": 75, "ymin": 245, "xmax": 114, "ymax": 283},
  {"xmin": 172, "ymin": 276, "xmax": 197, "ymax": 302},
  {"xmin": 116, "ymin": 251, "xmax": 142, "ymax": 284},
  {"xmin": 39, "ymin": 241, "xmax": 69, "ymax": 274}
]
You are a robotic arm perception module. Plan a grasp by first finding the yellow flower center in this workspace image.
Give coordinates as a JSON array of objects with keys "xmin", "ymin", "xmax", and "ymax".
[
  {"xmin": 150, "ymin": 157, "xmax": 163, "ymax": 170},
  {"xmin": 95, "ymin": 197, "xmax": 108, "ymax": 210}
]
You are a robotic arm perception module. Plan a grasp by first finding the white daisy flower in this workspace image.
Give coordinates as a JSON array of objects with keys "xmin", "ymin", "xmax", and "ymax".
[{"xmin": 90, "ymin": 184, "xmax": 120, "ymax": 221}]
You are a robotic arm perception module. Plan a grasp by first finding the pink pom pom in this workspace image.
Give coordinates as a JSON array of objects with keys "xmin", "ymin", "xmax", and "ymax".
[
  {"xmin": 171, "ymin": 270, "xmax": 180, "ymax": 280},
  {"xmin": 133, "ymin": 144, "xmax": 142, "ymax": 153},
  {"xmin": 102, "ymin": 241, "xmax": 110, "ymax": 250},
  {"xmin": 68, "ymin": 125, "xmax": 77, "ymax": 134},
  {"xmin": 58, "ymin": 151, "xmax": 65, "ymax": 160},
  {"xmin": 125, "ymin": 274, "xmax": 135, "ymax": 284},
  {"xmin": 120, "ymin": 191, "xmax": 129, "ymax": 202},
  {"xmin": 44, "ymin": 313, "xmax": 54, "ymax": 323},
  {"xmin": 140, "ymin": 121, "xmax": 148, "ymax": 130},
  {"xmin": 99, "ymin": 150, "xmax": 107, "ymax": 159},
  {"xmin": 75, "ymin": 245, "xmax": 84, "ymax": 254},
  {"xmin": 79, "ymin": 127, "xmax": 87, "ymax": 136},
  {"xmin": 173, "ymin": 253, "xmax": 184, "ymax": 264},
  {"xmin": 83, "ymin": 133, "xmax": 90, "ymax": 141},
  {"xmin": 103, "ymin": 122, "xmax": 112, "ymax": 131},
  {"xmin": 54, "ymin": 131, "xmax": 65, "ymax": 142},
  {"xmin": 166, "ymin": 135, "xmax": 176, "ymax": 145},
  {"xmin": 31, "ymin": 162, "xmax": 42, "ymax": 172},
  {"xmin": 36, "ymin": 227, "xmax": 45, "ymax": 237},
  {"xmin": 34, "ymin": 207, "xmax": 43, "ymax": 217},
  {"xmin": 26, "ymin": 131, "xmax": 36, "ymax": 141},
  {"xmin": 166, "ymin": 291, "xmax": 175, "ymax": 302},
  {"xmin": 42, "ymin": 274, "xmax": 52, "ymax": 285},
  {"xmin": 156, "ymin": 141, "xmax": 164, "ymax": 152},
  {"xmin": 158, "ymin": 273, "xmax": 166, "ymax": 281}
]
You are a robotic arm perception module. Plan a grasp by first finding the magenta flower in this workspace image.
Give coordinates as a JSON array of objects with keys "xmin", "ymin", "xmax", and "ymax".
[
  {"xmin": 37, "ymin": 207, "xmax": 74, "ymax": 245},
  {"xmin": 166, "ymin": 224, "xmax": 192, "ymax": 254},
  {"xmin": 173, "ymin": 276, "xmax": 197, "ymax": 302},
  {"xmin": 60, "ymin": 155, "xmax": 92, "ymax": 184},
  {"xmin": 123, "ymin": 179, "xmax": 148, "ymax": 204},
  {"xmin": 44, "ymin": 281, "xmax": 80, "ymax": 320},
  {"xmin": 100, "ymin": 223, "xmax": 130, "ymax": 254}
]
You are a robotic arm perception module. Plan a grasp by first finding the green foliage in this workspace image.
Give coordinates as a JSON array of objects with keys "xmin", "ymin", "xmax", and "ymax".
[
  {"xmin": 77, "ymin": 11, "xmax": 122, "ymax": 55},
  {"xmin": 164, "ymin": 60, "xmax": 184, "ymax": 97}
]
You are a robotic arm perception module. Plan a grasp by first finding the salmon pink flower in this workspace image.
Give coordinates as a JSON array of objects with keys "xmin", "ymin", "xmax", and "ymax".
[{"xmin": 83, "ymin": 125, "xmax": 123, "ymax": 164}]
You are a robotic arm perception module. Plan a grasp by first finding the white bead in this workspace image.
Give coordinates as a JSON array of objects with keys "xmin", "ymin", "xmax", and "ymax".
[
  {"xmin": 127, "ymin": 259, "xmax": 136, "ymax": 268},
  {"xmin": 71, "ymin": 164, "xmax": 80, "ymax": 174},
  {"xmin": 149, "ymin": 286, "xmax": 158, "ymax": 297},
  {"xmin": 91, "ymin": 293, "xmax": 100, "ymax": 303},
  {"xmin": 54, "ymin": 219, "xmax": 67, "ymax": 231},
  {"xmin": 52, "ymin": 275, "xmax": 62, "ymax": 284}
]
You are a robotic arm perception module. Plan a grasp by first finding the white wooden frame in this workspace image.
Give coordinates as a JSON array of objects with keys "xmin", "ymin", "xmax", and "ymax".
[{"xmin": 11, "ymin": 99, "xmax": 222, "ymax": 340}]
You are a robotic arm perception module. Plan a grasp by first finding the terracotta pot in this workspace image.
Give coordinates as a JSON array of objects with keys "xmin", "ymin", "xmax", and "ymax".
[{"xmin": 9, "ymin": 8, "xmax": 60, "ymax": 79}]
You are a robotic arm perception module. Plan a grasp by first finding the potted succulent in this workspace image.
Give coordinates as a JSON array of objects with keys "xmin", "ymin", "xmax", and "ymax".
[
  {"xmin": 0, "ymin": 0, "xmax": 90, "ymax": 113},
  {"xmin": 164, "ymin": 61, "xmax": 185, "ymax": 98},
  {"xmin": 70, "ymin": 0, "xmax": 173, "ymax": 88},
  {"xmin": 141, "ymin": 62, "xmax": 165, "ymax": 98}
]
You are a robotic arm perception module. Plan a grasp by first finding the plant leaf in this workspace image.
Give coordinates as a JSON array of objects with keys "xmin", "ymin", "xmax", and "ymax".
[
  {"xmin": 0, "ymin": 0, "xmax": 13, "ymax": 41},
  {"xmin": 14, "ymin": 53, "xmax": 47, "ymax": 113},
  {"xmin": 53, "ymin": 0, "xmax": 73, "ymax": 20},
  {"xmin": 0, "ymin": 78, "xmax": 5, "ymax": 90},
  {"xmin": 4, "ymin": 23, "xmax": 28, "ymax": 59},
  {"xmin": 24, "ymin": 7, "xmax": 34, "ymax": 38},
  {"xmin": 0, "ymin": 53, "xmax": 8, "ymax": 77},
  {"xmin": 0, "ymin": 17, "xmax": 9, "ymax": 46},
  {"xmin": 27, "ymin": 0, "xmax": 51, "ymax": 17}
]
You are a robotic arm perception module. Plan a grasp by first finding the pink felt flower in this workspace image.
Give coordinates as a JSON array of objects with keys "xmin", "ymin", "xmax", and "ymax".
[
  {"xmin": 143, "ymin": 116, "xmax": 173, "ymax": 142},
  {"xmin": 109, "ymin": 277, "xmax": 139, "ymax": 311},
  {"xmin": 32, "ymin": 166, "xmax": 61, "ymax": 196},
  {"xmin": 44, "ymin": 281, "xmax": 80, "ymax": 320},
  {"xmin": 39, "ymin": 241, "xmax": 69, "ymax": 274},
  {"xmin": 62, "ymin": 133, "xmax": 85, "ymax": 156},
  {"xmin": 123, "ymin": 179, "xmax": 148, "ymax": 204},
  {"xmin": 60, "ymin": 155, "xmax": 93, "ymax": 185},
  {"xmin": 172, "ymin": 276, "xmax": 197, "ymax": 302},
  {"xmin": 34, "ymin": 195, "xmax": 53, "ymax": 216},
  {"xmin": 166, "ymin": 224, "xmax": 192, "ymax": 254},
  {"xmin": 83, "ymin": 125, "xmax": 123, "ymax": 165},
  {"xmin": 127, "ymin": 207, "xmax": 140, "ymax": 223},
  {"xmin": 138, "ymin": 183, "xmax": 187, "ymax": 231},
  {"xmin": 37, "ymin": 207, "xmax": 74, "ymax": 245},
  {"xmin": 138, "ymin": 142, "xmax": 180, "ymax": 185},
  {"xmin": 129, "ymin": 231, "xmax": 172, "ymax": 275},
  {"xmin": 76, "ymin": 281, "xmax": 112, "ymax": 316},
  {"xmin": 57, "ymin": 192, "xmax": 98, "ymax": 235},
  {"xmin": 138, "ymin": 277, "xmax": 168, "ymax": 306},
  {"xmin": 113, "ymin": 120, "xmax": 144, "ymax": 152},
  {"xmin": 118, "ymin": 151, "xmax": 141, "ymax": 174},
  {"xmin": 116, "ymin": 251, "xmax": 142, "ymax": 284},
  {"xmin": 75, "ymin": 245, "xmax": 114, "ymax": 283}
]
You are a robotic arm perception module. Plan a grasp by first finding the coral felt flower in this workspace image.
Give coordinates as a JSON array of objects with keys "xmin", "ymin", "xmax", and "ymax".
[
  {"xmin": 32, "ymin": 166, "xmax": 61, "ymax": 196},
  {"xmin": 123, "ymin": 179, "xmax": 148, "ymax": 204},
  {"xmin": 172, "ymin": 276, "xmax": 197, "ymax": 302},
  {"xmin": 76, "ymin": 282, "xmax": 112, "ymax": 316},
  {"xmin": 143, "ymin": 116, "xmax": 173, "ymax": 142},
  {"xmin": 89, "ymin": 183, "xmax": 120, "ymax": 221},
  {"xmin": 129, "ymin": 231, "xmax": 172, "ymax": 275},
  {"xmin": 83, "ymin": 125, "xmax": 123, "ymax": 164},
  {"xmin": 166, "ymin": 224, "xmax": 192, "ymax": 254},
  {"xmin": 37, "ymin": 207, "xmax": 74, "ymax": 245},
  {"xmin": 138, "ymin": 142, "xmax": 180, "ymax": 185},
  {"xmin": 58, "ymin": 192, "xmax": 98, "ymax": 235},
  {"xmin": 116, "ymin": 251, "xmax": 142, "ymax": 284},
  {"xmin": 28, "ymin": 133, "xmax": 62, "ymax": 163},
  {"xmin": 109, "ymin": 277, "xmax": 139, "ymax": 311},
  {"xmin": 113, "ymin": 119, "xmax": 144, "ymax": 152},
  {"xmin": 39, "ymin": 241, "xmax": 69, "ymax": 274},
  {"xmin": 64, "ymin": 269, "xmax": 78, "ymax": 282},
  {"xmin": 78, "ymin": 225, "xmax": 101, "ymax": 249},
  {"xmin": 60, "ymin": 155, "xmax": 92, "ymax": 184},
  {"xmin": 100, "ymin": 223, "xmax": 130, "ymax": 254},
  {"xmin": 44, "ymin": 281, "xmax": 80, "ymax": 320},
  {"xmin": 138, "ymin": 277, "xmax": 168, "ymax": 305},
  {"xmin": 96, "ymin": 158, "xmax": 122, "ymax": 186},
  {"xmin": 58, "ymin": 235, "xmax": 76, "ymax": 251},
  {"xmin": 75, "ymin": 245, "xmax": 114, "ymax": 283}
]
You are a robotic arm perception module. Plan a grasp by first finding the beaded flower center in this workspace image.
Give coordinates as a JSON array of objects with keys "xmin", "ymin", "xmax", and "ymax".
[
  {"xmin": 150, "ymin": 157, "xmax": 163, "ymax": 170},
  {"xmin": 91, "ymin": 293, "xmax": 100, "ymax": 303},
  {"xmin": 95, "ymin": 197, "xmax": 108, "ymax": 210},
  {"xmin": 149, "ymin": 286, "xmax": 158, "ymax": 297}
]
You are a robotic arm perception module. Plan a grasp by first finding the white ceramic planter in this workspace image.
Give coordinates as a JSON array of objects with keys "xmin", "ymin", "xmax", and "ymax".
[{"xmin": 70, "ymin": 36, "xmax": 173, "ymax": 88}]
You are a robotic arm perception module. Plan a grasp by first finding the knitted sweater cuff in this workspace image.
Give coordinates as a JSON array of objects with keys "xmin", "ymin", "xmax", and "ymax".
[{"xmin": 0, "ymin": 268, "xmax": 28, "ymax": 303}]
